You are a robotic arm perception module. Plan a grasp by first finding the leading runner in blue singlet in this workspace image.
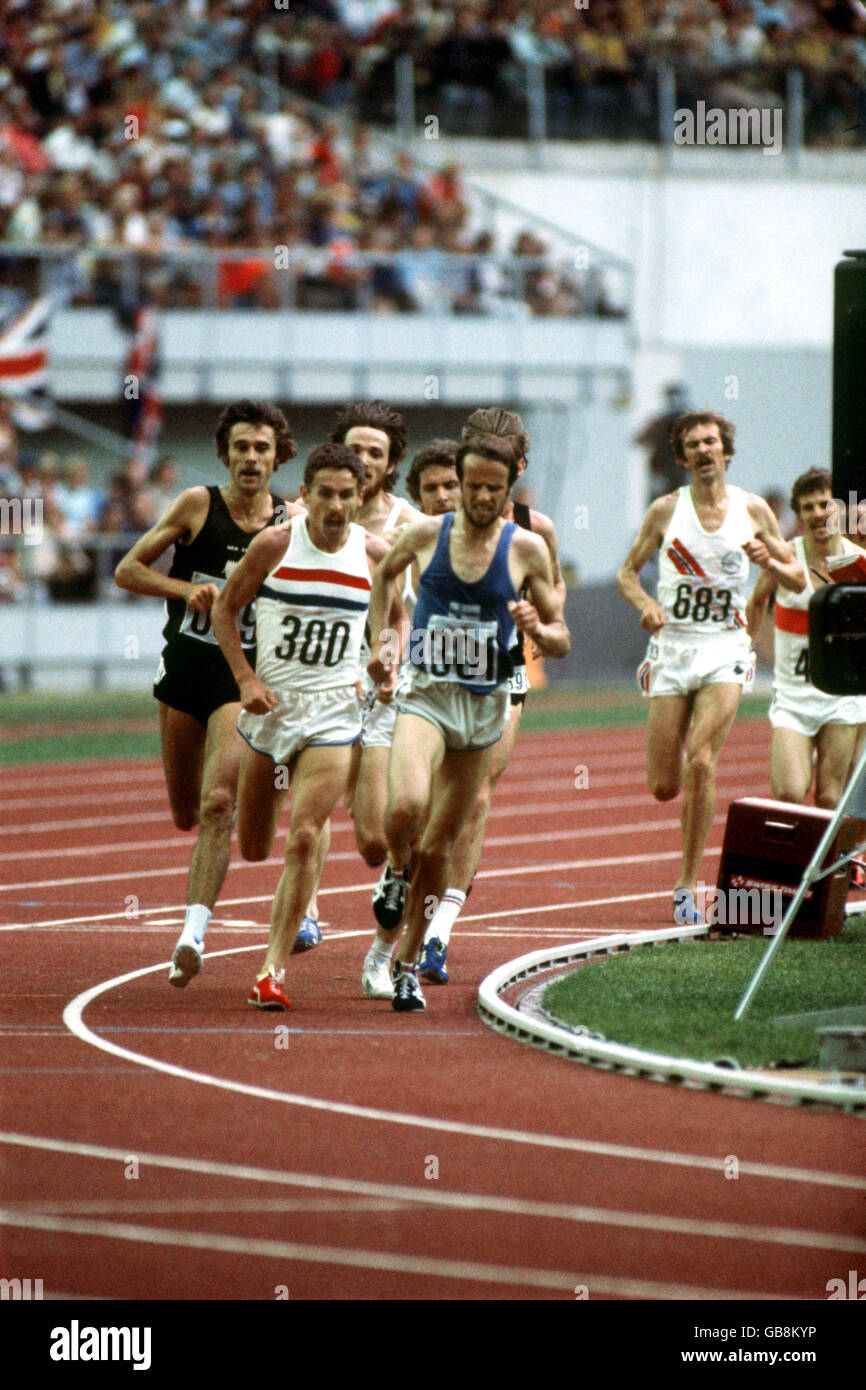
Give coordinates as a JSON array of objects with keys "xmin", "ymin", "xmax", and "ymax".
[{"xmin": 365, "ymin": 432, "xmax": 570, "ymax": 1013}]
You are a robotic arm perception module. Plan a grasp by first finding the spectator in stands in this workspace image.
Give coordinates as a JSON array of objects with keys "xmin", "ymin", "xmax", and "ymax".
[
  {"xmin": 634, "ymin": 383, "xmax": 693, "ymax": 500},
  {"xmin": 54, "ymin": 456, "xmax": 104, "ymax": 537},
  {"xmin": 0, "ymin": 545, "xmax": 26, "ymax": 602},
  {"xmin": 3, "ymin": 0, "xmax": 862, "ymax": 333},
  {"xmin": 149, "ymin": 455, "xmax": 181, "ymax": 515}
]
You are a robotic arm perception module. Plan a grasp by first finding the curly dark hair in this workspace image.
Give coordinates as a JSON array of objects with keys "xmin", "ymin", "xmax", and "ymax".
[
  {"xmin": 670, "ymin": 411, "xmax": 736, "ymax": 464},
  {"xmin": 790, "ymin": 467, "xmax": 833, "ymax": 515},
  {"xmin": 214, "ymin": 400, "xmax": 296, "ymax": 469},
  {"xmin": 405, "ymin": 439, "xmax": 459, "ymax": 504},
  {"xmin": 303, "ymin": 442, "xmax": 365, "ymax": 492},
  {"xmin": 456, "ymin": 434, "xmax": 521, "ymax": 487},
  {"xmin": 330, "ymin": 400, "xmax": 407, "ymax": 491}
]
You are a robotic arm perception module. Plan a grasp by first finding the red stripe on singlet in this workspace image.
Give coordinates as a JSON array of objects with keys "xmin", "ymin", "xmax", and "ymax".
[
  {"xmin": 774, "ymin": 604, "xmax": 809, "ymax": 635},
  {"xmin": 670, "ymin": 537, "xmax": 708, "ymax": 578},
  {"xmin": 272, "ymin": 566, "xmax": 371, "ymax": 590}
]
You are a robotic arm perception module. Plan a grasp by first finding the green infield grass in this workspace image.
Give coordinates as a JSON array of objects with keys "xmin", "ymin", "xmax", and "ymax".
[{"xmin": 542, "ymin": 917, "xmax": 866, "ymax": 1070}]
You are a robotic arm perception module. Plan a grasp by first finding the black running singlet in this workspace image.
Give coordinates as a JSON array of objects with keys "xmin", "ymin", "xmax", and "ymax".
[{"xmin": 161, "ymin": 486, "xmax": 279, "ymax": 653}]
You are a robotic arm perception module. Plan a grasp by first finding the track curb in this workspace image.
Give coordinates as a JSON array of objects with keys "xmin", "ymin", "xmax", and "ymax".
[{"xmin": 476, "ymin": 925, "xmax": 866, "ymax": 1115}]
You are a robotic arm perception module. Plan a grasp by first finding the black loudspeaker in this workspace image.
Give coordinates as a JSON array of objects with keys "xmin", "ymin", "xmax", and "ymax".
[
  {"xmin": 833, "ymin": 250, "xmax": 866, "ymax": 501},
  {"xmin": 809, "ymin": 585, "xmax": 866, "ymax": 695}
]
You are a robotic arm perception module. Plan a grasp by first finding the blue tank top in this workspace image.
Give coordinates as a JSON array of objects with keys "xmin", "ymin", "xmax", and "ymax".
[{"xmin": 411, "ymin": 513, "xmax": 518, "ymax": 693}]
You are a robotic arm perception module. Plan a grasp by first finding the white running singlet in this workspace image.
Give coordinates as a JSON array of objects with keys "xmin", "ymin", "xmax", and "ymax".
[
  {"xmin": 773, "ymin": 534, "xmax": 865, "ymax": 689},
  {"xmin": 254, "ymin": 515, "xmax": 371, "ymax": 693},
  {"xmin": 657, "ymin": 485, "xmax": 753, "ymax": 633}
]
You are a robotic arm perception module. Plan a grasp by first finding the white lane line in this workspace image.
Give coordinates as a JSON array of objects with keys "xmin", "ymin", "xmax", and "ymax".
[
  {"xmin": 58, "ymin": 947, "xmax": 866, "ymax": 1191},
  {"xmin": 0, "ymin": 1209, "xmax": 787, "ymax": 1299},
  {"xmin": 0, "ymin": 727, "xmax": 769, "ymax": 791},
  {"xmin": 0, "ymin": 864, "xmax": 717, "ymax": 933},
  {"xmin": 0, "ymin": 844, "xmax": 704, "ymax": 895},
  {"xmin": 0, "ymin": 816, "xmax": 702, "ymax": 866},
  {"xmin": 0, "ymin": 757, "xmax": 770, "ymax": 817},
  {"xmin": 0, "ymin": 770, "xmax": 770, "ymax": 838},
  {"xmin": 12, "ymin": 1197, "xmax": 406, "ymax": 1216},
  {"xmin": 1, "ymin": 1131, "xmax": 860, "ymax": 1251}
]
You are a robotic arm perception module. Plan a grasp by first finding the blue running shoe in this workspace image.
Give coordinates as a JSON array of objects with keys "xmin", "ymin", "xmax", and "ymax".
[
  {"xmin": 418, "ymin": 937, "xmax": 449, "ymax": 984},
  {"xmin": 673, "ymin": 889, "xmax": 705, "ymax": 926},
  {"xmin": 293, "ymin": 916, "xmax": 323, "ymax": 953}
]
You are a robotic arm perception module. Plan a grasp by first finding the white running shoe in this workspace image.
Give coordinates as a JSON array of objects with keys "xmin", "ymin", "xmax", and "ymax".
[
  {"xmin": 361, "ymin": 945, "xmax": 394, "ymax": 1000},
  {"xmin": 168, "ymin": 936, "xmax": 203, "ymax": 988}
]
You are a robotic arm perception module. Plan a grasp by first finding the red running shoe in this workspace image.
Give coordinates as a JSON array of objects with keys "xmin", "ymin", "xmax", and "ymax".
[{"xmin": 248, "ymin": 966, "xmax": 291, "ymax": 1010}]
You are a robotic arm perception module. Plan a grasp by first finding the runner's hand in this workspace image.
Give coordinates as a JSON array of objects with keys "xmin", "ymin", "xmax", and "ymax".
[
  {"xmin": 239, "ymin": 674, "xmax": 278, "ymax": 715},
  {"xmin": 742, "ymin": 538, "xmax": 772, "ymax": 570},
  {"xmin": 187, "ymin": 582, "xmax": 219, "ymax": 613},
  {"xmin": 639, "ymin": 600, "xmax": 666, "ymax": 633},
  {"xmin": 508, "ymin": 598, "xmax": 541, "ymax": 637},
  {"xmin": 377, "ymin": 665, "xmax": 398, "ymax": 703}
]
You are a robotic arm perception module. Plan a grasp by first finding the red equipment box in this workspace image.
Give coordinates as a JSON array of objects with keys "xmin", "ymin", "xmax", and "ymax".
[{"xmin": 716, "ymin": 798, "xmax": 865, "ymax": 939}]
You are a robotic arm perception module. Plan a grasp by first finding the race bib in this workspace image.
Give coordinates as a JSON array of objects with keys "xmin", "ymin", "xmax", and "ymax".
[
  {"xmin": 508, "ymin": 666, "xmax": 530, "ymax": 697},
  {"xmin": 412, "ymin": 612, "xmax": 499, "ymax": 689},
  {"xmin": 178, "ymin": 569, "xmax": 256, "ymax": 649}
]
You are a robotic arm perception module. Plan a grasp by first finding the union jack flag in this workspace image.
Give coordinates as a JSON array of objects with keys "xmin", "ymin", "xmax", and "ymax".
[
  {"xmin": 0, "ymin": 296, "xmax": 50, "ymax": 393},
  {"xmin": 0, "ymin": 296, "xmax": 52, "ymax": 428}
]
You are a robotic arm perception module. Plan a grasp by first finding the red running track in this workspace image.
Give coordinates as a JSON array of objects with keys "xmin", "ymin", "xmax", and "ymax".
[{"xmin": 1, "ymin": 718, "xmax": 864, "ymax": 1304}]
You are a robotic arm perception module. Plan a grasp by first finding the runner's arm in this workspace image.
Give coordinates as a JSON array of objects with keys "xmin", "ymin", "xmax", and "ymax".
[
  {"xmin": 113, "ymin": 488, "xmax": 217, "ymax": 610},
  {"xmin": 367, "ymin": 520, "xmax": 436, "ymax": 684},
  {"xmin": 615, "ymin": 497, "xmax": 672, "ymax": 632},
  {"xmin": 513, "ymin": 533, "xmax": 570, "ymax": 658},
  {"xmin": 530, "ymin": 510, "xmax": 566, "ymax": 605},
  {"xmin": 744, "ymin": 498, "xmax": 805, "ymax": 593},
  {"xmin": 211, "ymin": 527, "xmax": 288, "ymax": 712},
  {"xmin": 745, "ymin": 568, "xmax": 778, "ymax": 641},
  {"xmin": 365, "ymin": 532, "xmax": 409, "ymax": 697}
]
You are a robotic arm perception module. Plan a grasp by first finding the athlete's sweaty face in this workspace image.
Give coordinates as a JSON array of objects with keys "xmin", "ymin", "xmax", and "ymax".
[
  {"xmin": 300, "ymin": 467, "xmax": 362, "ymax": 551},
  {"xmin": 459, "ymin": 454, "xmax": 511, "ymax": 528},
  {"xmin": 225, "ymin": 422, "xmax": 278, "ymax": 492},
  {"xmin": 679, "ymin": 423, "xmax": 729, "ymax": 476},
  {"xmin": 342, "ymin": 426, "xmax": 391, "ymax": 499},
  {"xmin": 418, "ymin": 464, "xmax": 460, "ymax": 517}
]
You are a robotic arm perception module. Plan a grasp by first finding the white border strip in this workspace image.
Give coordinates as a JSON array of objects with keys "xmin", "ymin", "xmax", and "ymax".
[{"xmin": 477, "ymin": 925, "xmax": 866, "ymax": 1114}]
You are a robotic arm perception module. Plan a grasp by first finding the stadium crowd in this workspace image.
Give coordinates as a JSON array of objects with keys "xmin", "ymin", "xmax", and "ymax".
[
  {"xmin": 0, "ymin": 1, "xmax": 625, "ymax": 316},
  {"xmin": 2, "ymin": 1, "xmax": 862, "ymax": 317}
]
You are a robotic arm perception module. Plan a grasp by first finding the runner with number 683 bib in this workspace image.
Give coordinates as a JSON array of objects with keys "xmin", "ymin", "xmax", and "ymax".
[{"xmin": 616, "ymin": 411, "xmax": 805, "ymax": 926}]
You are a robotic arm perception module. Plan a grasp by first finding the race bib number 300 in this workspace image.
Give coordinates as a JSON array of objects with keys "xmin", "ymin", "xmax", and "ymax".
[{"xmin": 178, "ymin": 571, "xmax": 256, "ymax": 649}]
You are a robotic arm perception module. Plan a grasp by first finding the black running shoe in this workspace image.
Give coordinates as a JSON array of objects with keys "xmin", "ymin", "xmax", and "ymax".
[
  {"xmin": 372, "ymin": 863, "xmax": 407, "ymax": 930},
  {"xmin": 392, "ymin": 965, "xmax": 426, "ymax": 1012}
]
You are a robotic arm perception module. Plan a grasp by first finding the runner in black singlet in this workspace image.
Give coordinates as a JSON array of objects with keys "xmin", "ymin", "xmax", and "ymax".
[{"xmin": 114, "ymin": 400, "xmax": 314, "ymax": 987}]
